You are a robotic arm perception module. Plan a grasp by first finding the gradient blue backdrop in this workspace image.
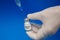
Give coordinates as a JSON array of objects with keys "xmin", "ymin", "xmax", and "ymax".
[{"xmin": 0, "ymin": 0, "xmax": 60, "ymax": 40}]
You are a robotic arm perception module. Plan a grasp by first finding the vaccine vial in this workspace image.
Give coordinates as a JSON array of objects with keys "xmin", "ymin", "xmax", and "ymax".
[{"xmin": 24, "ymin": 18, "xmax": 32, "ymax": 31}]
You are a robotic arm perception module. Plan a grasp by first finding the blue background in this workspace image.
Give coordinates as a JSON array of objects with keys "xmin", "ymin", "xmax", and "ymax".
[{"xmin": 0, "ymin": 0, "xmax": 60, "ymax": 40}]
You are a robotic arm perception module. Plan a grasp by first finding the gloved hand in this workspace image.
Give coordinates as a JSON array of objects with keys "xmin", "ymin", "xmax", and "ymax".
[{"xmin": 25, "ymin": 6, "xmax": 60, "ymax": 40}]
